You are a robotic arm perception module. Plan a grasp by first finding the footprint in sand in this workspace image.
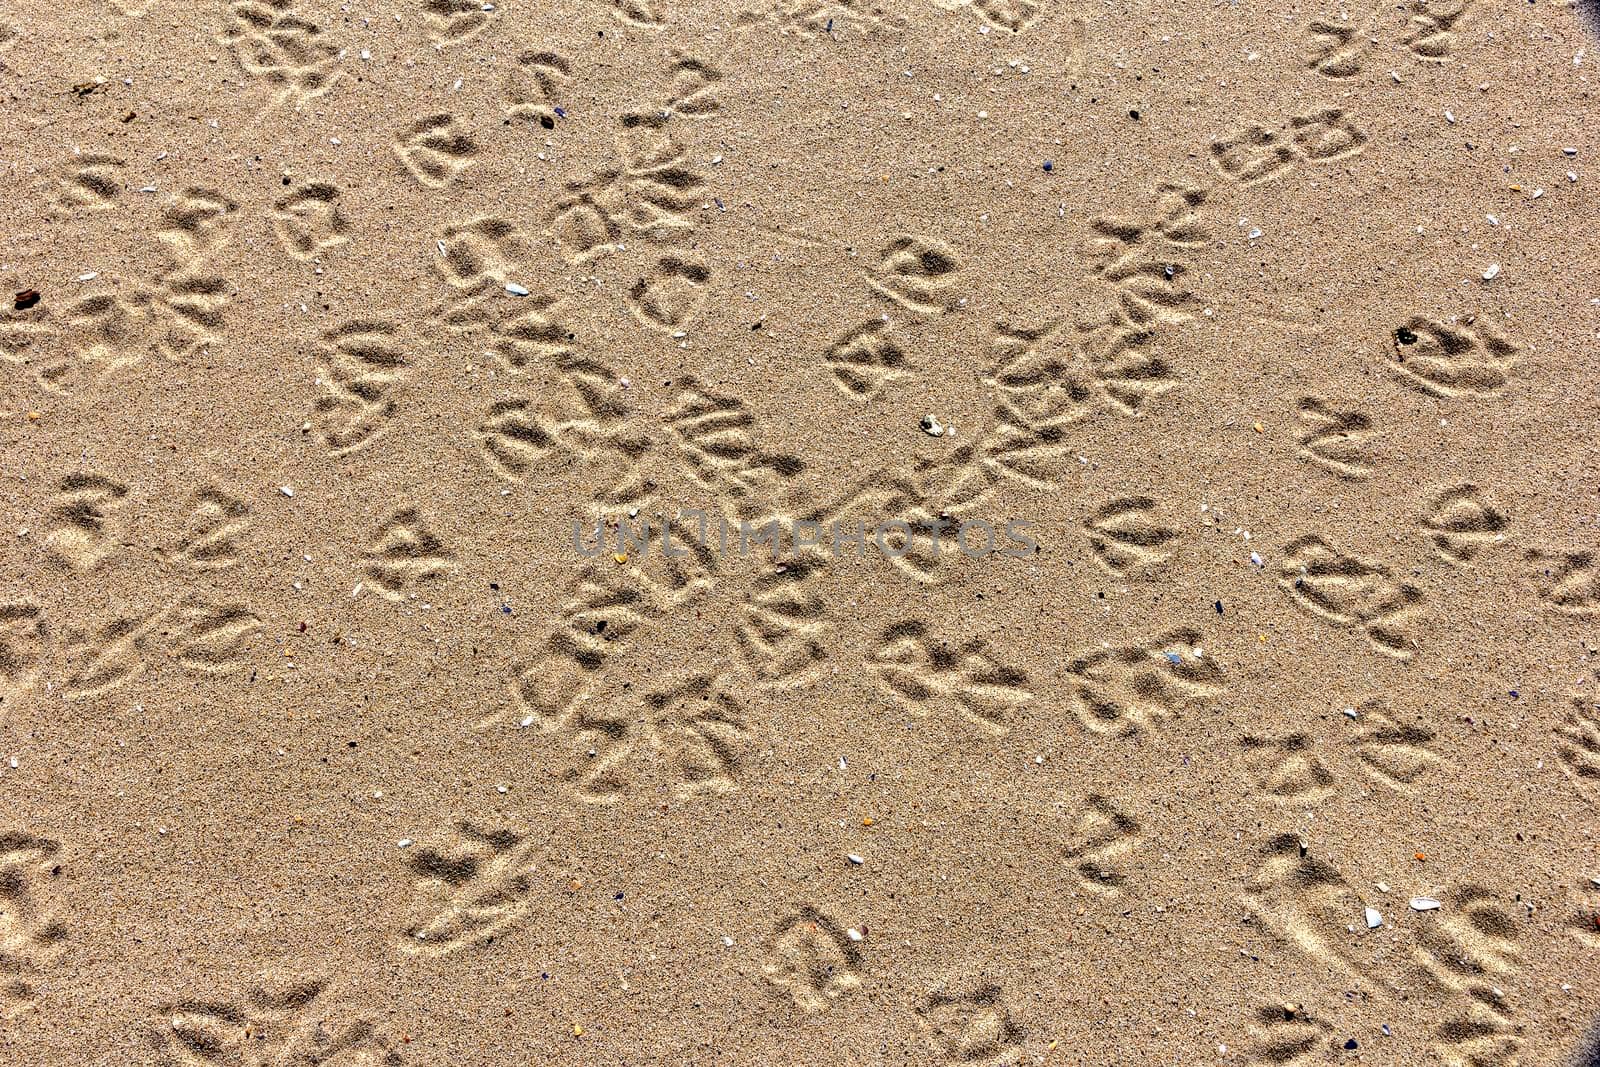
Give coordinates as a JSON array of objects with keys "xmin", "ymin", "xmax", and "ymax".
[
  {"xmin": 1418, "ymin": 484, "xmax": 1509, "ymax": 566},
  {"xmin": 398, "ymin": 822, "xmax": 540, "ymax": 957},
  {"xmin": 1277, "ymin": 534, "xmax": 1425, "ymax": 659},
  {"xmin": 870, "ymin": 619, "xmax": 1033, "ymax": 734},
  {"xmin": 914, "ymin": 984, "xmax": 1026, "ymax": 1066},
  {"xmin": 393, "ymin": 113, "xmax": 479, "ymax": 188},
  {"xmin": 272, "ymin": 182, "xmax": 351, "ymax": 261},
  {"xmin": 312, "ymin": 320, "xmax": 408, "ymax": 456},
  {"xmin": 360, "ymin": 508, "xmax": 455, "ymax": 601},
  {"xmin": 0, "ymin": 604, "xmax": 49, "ymax": 715},
  {"xmin": 1295, "ymin": 397, "xmax": 1378, "ymax": 480},
  {"xmin": 0, "ymin": 832, "xmax": 66, "ymax": 1020},
  {"xmin": 761, "ymin": 907, "xmax": 864, "ymax": 1013},
  {"xmin": 1065, "ymin": 630, "xmax": 1220, "ymax": 738},
  {"xmin": 1062, "ymin": 793, "xmax": 1143, "ymax": 897},
  {"xmin": 43, "ymin": 473, "xmax": 129, "ymax": 572},
  {"xmin": 1388, "ymin": 315, "xmax": 1516, "ymax": 398},
  {"xmin": 154, "ymin": 973, "xmax": 400, "ymax": 1065}
]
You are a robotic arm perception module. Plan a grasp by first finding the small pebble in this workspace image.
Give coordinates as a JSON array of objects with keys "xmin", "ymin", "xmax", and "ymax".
[
  {"xmin": 1482, "ymin": 263, "xmax": 1500, "ymax": 281},
  {"xmin": 1365, "ymin": 907, "xmax": 1383, "ymax": 928},
  {"xmin": 847, "ymin": 853, "xmax": 864, "ymax": 865},
  {"xmin": 505, "ymin": 282, "xmax": 531, "ymax": 296}
]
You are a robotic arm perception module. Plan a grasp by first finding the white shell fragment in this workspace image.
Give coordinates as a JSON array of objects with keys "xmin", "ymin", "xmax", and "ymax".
[
  {"xmin": 1365, "ymin": 907, "xmax": 1383, "ymax": 928},
  {"xmin": 1409, "ymin": 897, "xmax": 1442, "ymax": 911}
]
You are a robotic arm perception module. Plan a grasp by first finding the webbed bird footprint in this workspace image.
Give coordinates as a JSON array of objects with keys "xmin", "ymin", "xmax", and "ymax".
[{"xmin": 1278, "ymin": 535, "xmax": 1425, "ymax": 658}]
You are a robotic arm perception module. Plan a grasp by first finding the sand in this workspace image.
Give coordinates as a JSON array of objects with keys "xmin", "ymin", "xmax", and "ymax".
[{"xmin": 1, "ymin": 0, "xmax": 1599, "ymax": 1063}]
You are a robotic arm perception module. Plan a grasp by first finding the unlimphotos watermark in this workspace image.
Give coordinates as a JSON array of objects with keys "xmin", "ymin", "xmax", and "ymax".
[{"xmin": 571, "ymin": 510, "xmax": 1037, "ymax": 561}]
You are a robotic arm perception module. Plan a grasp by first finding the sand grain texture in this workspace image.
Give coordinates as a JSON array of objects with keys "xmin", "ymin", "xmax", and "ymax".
[{"xmin": 1, "ymin": 0, "xmax": 1599, "ymax": 1063}]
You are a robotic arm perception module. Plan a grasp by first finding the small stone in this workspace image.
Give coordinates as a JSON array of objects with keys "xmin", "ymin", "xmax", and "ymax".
[
  {"xmin": 1365, "ymin": 907, "xmax": 1383, "ymax": 928},
  {"xmin": 847, "ymin": 853, "xmax": 864, "ymax": 865},
  {"xmin": 505, "ymin": 282, "xmax": 531, "ymax": 296},
  {"xmin": 279, "ymin": 486, "xmax": 295, "ymax": 497},
  {"xmin": 1482, "ymin": 263, "xmax": 1501, "ymax": 281},
  {"xmin": 920, "ymin": 414, "xmax": 945, "ymax": 436}
]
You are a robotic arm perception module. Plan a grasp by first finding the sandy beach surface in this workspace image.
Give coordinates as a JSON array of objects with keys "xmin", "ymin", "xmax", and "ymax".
[{"xmin": 2, "ymin": 0, "xmax": 1599, "ymax": 1063}]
